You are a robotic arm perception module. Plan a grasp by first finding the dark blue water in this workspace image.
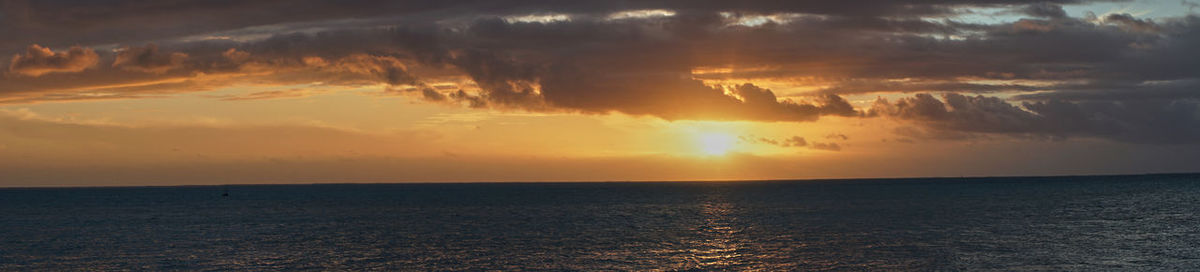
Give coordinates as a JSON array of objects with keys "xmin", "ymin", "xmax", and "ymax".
[{"xmin": 3, "ymin": 174, "xmax": 1200, "ymax": 270}]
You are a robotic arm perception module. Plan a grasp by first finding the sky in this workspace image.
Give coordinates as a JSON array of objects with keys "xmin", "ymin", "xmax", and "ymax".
[{"xmin": 1, "ymin": 0, "xmax": 1199, "ymax": 186}]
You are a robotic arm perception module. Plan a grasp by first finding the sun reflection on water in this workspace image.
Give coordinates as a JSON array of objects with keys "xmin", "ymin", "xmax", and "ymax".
[{"xmin": 672, "ymin": 191, "xmax": 751, "ymax": 270}]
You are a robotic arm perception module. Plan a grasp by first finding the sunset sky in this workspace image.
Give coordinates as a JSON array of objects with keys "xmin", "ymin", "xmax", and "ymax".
[{"xmin": 2, "ymin": 0, "xmax": 1199, "ymax": 186}]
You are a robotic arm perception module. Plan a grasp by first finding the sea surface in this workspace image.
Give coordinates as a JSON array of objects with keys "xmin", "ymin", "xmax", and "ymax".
[{"xmin": 2, "ymin": 174, "xmax": 1199, "ymax": 271}]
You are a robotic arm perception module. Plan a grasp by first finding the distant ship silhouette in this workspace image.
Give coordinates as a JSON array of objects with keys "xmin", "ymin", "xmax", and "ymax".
[{"xmin": 221, "ymin": 187, "xmax": 229, "ymax": 197}]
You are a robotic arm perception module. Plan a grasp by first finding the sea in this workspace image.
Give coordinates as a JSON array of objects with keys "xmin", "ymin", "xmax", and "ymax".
[{"xmin": 2, "ymin": 174, "xmax": 1199, "ymax": 271}]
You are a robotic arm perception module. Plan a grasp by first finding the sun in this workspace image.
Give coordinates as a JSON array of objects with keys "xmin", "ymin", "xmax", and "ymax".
[{"xmin": 696, "ymin": 132, "xmax": 736, "ymax": 156}]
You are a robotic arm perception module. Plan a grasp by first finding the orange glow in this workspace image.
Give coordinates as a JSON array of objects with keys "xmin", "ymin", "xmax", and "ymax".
[{"xmin": 696, "ymin": 132, "xmax": 737, "ymax": 156}]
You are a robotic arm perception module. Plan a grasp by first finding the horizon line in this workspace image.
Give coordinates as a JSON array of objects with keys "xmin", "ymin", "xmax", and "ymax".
[{"xmin": 3, "ymin": 171, "xmax": 1198, "ymax": 189}]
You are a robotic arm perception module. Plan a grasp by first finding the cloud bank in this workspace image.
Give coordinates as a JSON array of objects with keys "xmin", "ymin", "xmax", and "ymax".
[{"xmin": 1, "ymin": 0, "xmax": 1198, "ymax": 144}]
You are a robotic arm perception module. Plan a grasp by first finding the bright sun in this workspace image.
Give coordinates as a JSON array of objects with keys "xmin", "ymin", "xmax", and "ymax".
[{"xmin": 696, "ymin": 132, "xmax": 736, "ymax": 156}]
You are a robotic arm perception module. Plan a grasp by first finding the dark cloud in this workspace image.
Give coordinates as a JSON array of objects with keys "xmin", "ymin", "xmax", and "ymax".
[
  {"xmin": 112, "ymin": 44, "xmax": 188, "ymax": 73},
  {"xmin": 817, "ymin": 80, "xmax": 1042, "ymax": 95},
  {"xmin": 1102, "ymin": 13, "xmax": 1162, "ymax": 33},
  {"xmin": 1021, "ymin": 3, "xmax": 1068, "ymax": 18},
  {"xmin": 445, "ymin": 49, "xmax": 544, "ymax": 109},
  {"xmin": 873, "ymin": 93, "xmax": 1200, "ymax": 144},
  {"xmin": 420, "ymin": 88, "xmax": 447, "ymax": 101},
  {"xmin": 0, "ymin": 0, "xmax": 1098, "ymax": 52},
  {"xmin": 8, "ymin": 44, "xmax": 98, "ymax": 76},
  {"xmin": 377, "ymin": 87, "xmax": 450, "ymax": 102},
  {"xmin": 449, "ymin": 89, "xmax": 488, "ymax": 109},
  {"xmin": 1024, "ymin": 99, "xmax": 1200, "ymax": 144},
  {"xmin": 331, "ymin": 54, "xmax": 419, "ymax": 86},
  {"xmin": 540, "ymin": 71, "xmax": 858, "ymax": 121},
  {"xmin": 1, "ymin": 0, "xmax": 1197, "ymax": 144},
  {"xmin": 1011, "ymin": 79, "xmax": 1200, "ymax": 101},
  {"xmin": 870, "ymin": 93, "xmax": 1042, "ymax": 133}
]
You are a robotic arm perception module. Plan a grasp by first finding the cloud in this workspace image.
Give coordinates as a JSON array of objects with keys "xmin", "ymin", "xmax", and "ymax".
[
  {"xmin": 1186, "ymin": 1, "xmax": 1200, "ymax": 12},
  {"xmin": 0, "ymin": 1, "xmax": 1197, "ymax": 144},
  {"xmin": 872, "ymin": 93, "xmax": 1200, "ymax": 144},
  {"xmin": 1011, "ymin": 79, "xmax": 1200, "ymax": 101},
  {"xmin": 1101, "ymin": 13, "xmax": 1162, "ymax": 33},
  {"xmin": 8, "ymin": 44, "xmax": 98, "ymax": 76},
  {"xmin": 869, "ymin": 93, "xmax": 1041, "ymax": 133},
  {"xmin": 112, "ymin": 44, "xmax": 189, "ymax": 73},
  {"xmin": 206, "ymin": 88, "xmax": 324, "ymax": 101},
  {"xmin": 816, "ymin": 80, "xmax": 1041, "ymax": 95},
  {"xmin": 825, "ymin": 133, "xmax": 849, "ymax": 140},
  {"xmin": 0, "ymin": 0, "xmax": 1096, "ymax": 52},
  {"xmin": 740, "ymin": 135, "xmax": 844, "ymax": 151},
  {"xmin": 330, "ymin": 54, "xmax": 418, "ymax": 86},
  {"xmin": 810, "ymin": 142, "xmax": 841, "ymax": 151},
  {"xmin": 375, "ymin": 87, "xmax": 449, "ymax": 102},
  {"xmin": 1020, "ymin": 3, "xmax": 1068, "ymax": 18},
  {"xmin": 539, "ymin": 71, "xmax": 859, "ymax": 121}
]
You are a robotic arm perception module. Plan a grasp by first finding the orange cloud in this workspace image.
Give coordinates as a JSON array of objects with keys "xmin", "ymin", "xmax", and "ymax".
[{"xmin": 8, "ymin": 45, "xmax": 99, "ymax": 77}]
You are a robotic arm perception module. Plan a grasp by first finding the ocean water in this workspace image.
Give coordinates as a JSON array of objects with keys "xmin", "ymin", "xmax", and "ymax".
[{"xmin": 2, "ymin": 174, "xmax": 1199, "ymax": 271}]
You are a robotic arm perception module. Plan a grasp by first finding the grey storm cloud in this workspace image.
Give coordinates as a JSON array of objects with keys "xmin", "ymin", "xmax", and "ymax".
[{"xmin": 1, "ymin": 0, "xmax": 1198, "ymax": 144}]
